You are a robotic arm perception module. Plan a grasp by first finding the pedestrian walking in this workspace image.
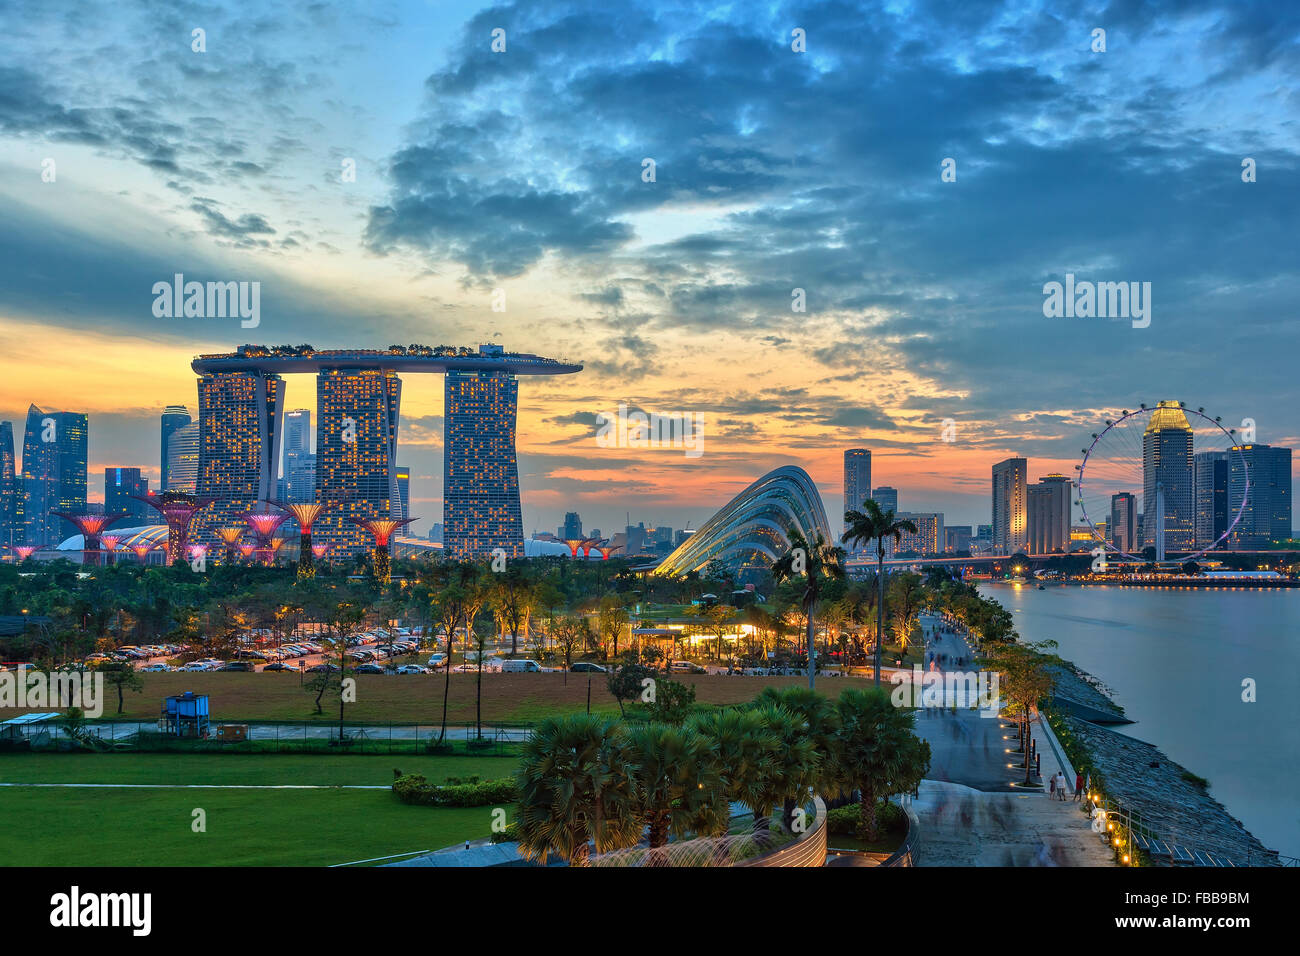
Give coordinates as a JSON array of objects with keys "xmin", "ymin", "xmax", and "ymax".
[
  {"xmin": 1074, "ymin": 771, "xmax": 1084, "ymax": 802},
  {"xmin": 1057, "ymin": 772, "xmax": 1068, "ymax": 801},
  {"xmin": 1049, "ymin": 774, "xmax": 1057, "ymax": 799}
]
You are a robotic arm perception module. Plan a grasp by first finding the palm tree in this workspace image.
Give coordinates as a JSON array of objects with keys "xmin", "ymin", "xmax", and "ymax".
[
  {"xmin": 515, "ymin": 714, "xmax": 643, "ymax": 866},
  {"xmin": 690, "ymin": 708, "xmax": 783, "ymax": 842},
  {"xmin": 755, "ymin": 686, "xmax": 844, "ymax": 823},
  {"xmin": 770, "ymin": 530, "xmax": 846, "ymax": 690},
  {"xmin": 844, "ymin": 499, "xmax": 917, "ymax": 687},
  {"xmin": 624, "ymin": 723, "xmax": 729, "ymax": 864},
  {"xmin": 836, "ymin": 687, "xmax": 931, "ymax": 840}
]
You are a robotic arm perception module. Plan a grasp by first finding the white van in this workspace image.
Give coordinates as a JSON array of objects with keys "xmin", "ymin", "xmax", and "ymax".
[{"xmin": 501, "ymin": 659, "xmax": 544, "ymax": 673}]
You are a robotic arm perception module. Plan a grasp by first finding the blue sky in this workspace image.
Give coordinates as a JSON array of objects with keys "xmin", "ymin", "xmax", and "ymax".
[{"xmin": 0, "ymin": 0, "xmax": 1296, "ymax": 535}]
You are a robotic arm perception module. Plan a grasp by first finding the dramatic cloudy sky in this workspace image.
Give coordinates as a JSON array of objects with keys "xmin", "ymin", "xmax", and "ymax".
[{"xmin": 1, "ymin": 0, "xmax": 1296, "ymax": 537}]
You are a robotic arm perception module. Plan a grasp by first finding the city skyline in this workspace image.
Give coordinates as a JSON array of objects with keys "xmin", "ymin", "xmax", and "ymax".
[{"xmin": 1, "ymin": 1, "xmax": 1296, "ymax": 537}]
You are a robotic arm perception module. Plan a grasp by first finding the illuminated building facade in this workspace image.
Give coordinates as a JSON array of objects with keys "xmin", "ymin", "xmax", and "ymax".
[
  {"xmin": 1110, "ymin": 492, "xmax": 1137, "ymax": 552},
  {"xmin": 20, "ymin": 404, "xmax": 88, "ymax": 548},
  {"xmin": 194, "ymin": 371, "xmax": 284, "ymax": 546},
  {"xmin": 314, "ymin": 368, "xmax": 402, "ymax": 558},
  {"xmin": 843, "ymin": 449, "xmax": 871, "ymax": 534},
  {"xmin": 0, "ymin": 421, "xmax": 16, "ymax": 549},
  {"xmin": 1026, "ymin": 474, "xmax": 1071, "ymax": 555},
  {"xmin": 1142, "ymin": 402, "xmax": 1194, "ymax": 553},
  {"xmin": 991, "ymin": 457, "xmax": 1027, "ymax": 554},
  {"xmin": 893, "ymin": 512, "xmax": 944, "ymax": 556},
  {"xmin": 1229, "ymin": 444, "xmax": 1292, "ymax": 547},
  {"xmin": 166, "ymin": 422, "xmax": 200, "ymax": 493},
  {"xmin": 105, "ymin": 467, "xmax": 151, "ymax": 524},
  {"xmin": 444, "ymin": 369, "xmax": 523, "ymax": 559},
  {"xmin": 396, "ymin": 465, "xmax": 410, "ymax": 522},
  {"xmin": 1193, "ymin": 450, "xmax": 1229, "ymax": 549},
  {"xmin": 160, "ymin": 405, "xmax": 191, "ymax": 491}
]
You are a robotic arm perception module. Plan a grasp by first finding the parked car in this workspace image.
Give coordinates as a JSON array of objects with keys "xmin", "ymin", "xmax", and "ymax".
[
  {"xmin": 396, "ymin": 664, "xmax": 429, "ymax": 674},
  {"xmin": 305, "ymin": 663, "xmax": 340, "ymax": 673},
  {"xmin": 669, "ymin": 661, "xmax": 707, "ymax": 674},
  {"xmin": 426, "ymin": 653, "xmax": 449, "ymax": 669},
  {"xmin": 501, "ymin": 659, "xmax": 544, "ymax": 673},
  {"xmin": 219, "ymin": 661, "xmax": 256, "ymax": 672},
  {"xmin": 263, "ymin": 662, "xmax": 300, "ymax": 672},
  {"xmin": 139, "ymin": 663, "xmax": 172, "ymax": 672},
  {"xmin": 569, "ymin": 662, "xmax": 607, "ymax": 673},
  {"xmin": 353, "ymin": 663, "xmax": 386, "ymax": 674}
]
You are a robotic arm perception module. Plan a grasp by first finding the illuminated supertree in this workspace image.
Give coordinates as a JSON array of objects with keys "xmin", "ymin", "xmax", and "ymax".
[
  {"xmin": 99, "ymin": 534, "xmax": 122, "ymax": 566},
  {"xmin": 580, "ymin": 537, "xmax": 602, "ymax": 559},
  {"xmin": 269, "ymin": 537, "xmax": 287, "ymax": 563},
  {"xmin": 271, "ymin": 501, "xmax": 325, "ymax": 578},
  {"xmin": 244, "ymin": 511, "xmax": 288, "ymax": 566},
  {"xmin": 133, "ymin": 492, "xmax": 216, "ymax": 566},
  {"xmin": 52, "ymin": 512, "xmax": 125, "ymax": 567},
  {"xmin": 562, "ymin": 538, "xmax": 586, "ymax": 558},
  {"xmin": 348, "ymin": 516, "xmax": 416, "ymax": 584},
  {"xmin": 596, "ymin": 544, "xmax": 623, "ymax": 561},
  {"xmin": 214, "ymin": 527, "xmax": 245, "ymax": 565},
  {"xmin": 131, "ymin": 543, "xmax": 155, "ymax": 564},
  {"xmin": 186, "ymin": 543, "xmax": 209, "ymax": 570},
  {"xmin": 238, "ymin": 543, "xmax": 257, "ymax": 561},
  {"xmin": 311, "ymin": 542, "xmax": 330, "ymax": 563},
  {"xmin": 14, "ymin": 546, "xmax": 36, "ymax": 562}
]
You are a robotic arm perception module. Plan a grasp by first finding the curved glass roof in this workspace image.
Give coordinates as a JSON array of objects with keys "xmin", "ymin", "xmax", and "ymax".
[
  {"xmin": 654, "ymin": 465, "xmax": 831, "ymax": 577},
  {"xmin": 57, "ymin": 525, "xmax": 168, "ymax": 550}
]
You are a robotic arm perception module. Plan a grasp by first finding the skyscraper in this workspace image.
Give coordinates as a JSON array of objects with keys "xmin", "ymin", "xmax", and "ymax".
[
  {"xmin": 104, "ymin": 468, "xmax": 150, "ymax": 524},
  {"xmin": 1229, "ymin": 444, "xmax": 1292, "ymax": 547},
  {"xmin": 396, "ymin": 465, "xmax": 411, "ymax": 523},
  {"xmin": 20, "ymin": 404, "xmax": 88, "ymax": 547},
  {"xmin": 282, "ymin": 409, "xmax": 312, "ymax": 501},
  {"xmin": 444, "ymin": 368, "xmax": 523, "ymax": 558},
  {"xmin": 871, "ymin": 486, "xmax": 898, "ymax": 515},
  {"xmin": 1142, "ymin": 401, "xmax": 1194, "ymax": 555},
  {"xmin": 160, "ymin": 405, "xmax": 191, "ymax": 492},
  {"xmin": 194, "ymin": 371, "xmax": 284, "ymax": 545},
  {"xmin": 843, "ymin": 449, "xmax": 871, "ymax": 530},
  {"xmin": 1193, "ymin": 450, "xmax": 1229, "ymax": 550},
  {"xmin": 0, "ymin": 422, "xmax": 16, "ymax": 548},
  {"xmin": 991, "ymin": 457, "xmax": 1027, "ymax": 554},
  {"xmin": 166, "ymin": 422, "xmax": 200, "ymax": 494},
  {"xmin": 894, "ymin": 512, "xmax": 943, "ymax": 555},
  {"xmin": 1026, "ymin": 474, "xmax": 1071, "ymax": 554},
  {"xmin": 314, "ymin": 368, "xmax": 401, "ymax": 557},
  {"xmin": 563, "ymin": 512, "xmax": 583, "ymax": 539},
  {"xmin": 1110, "ymin": 492, "xmax": 1137, "ymax": 553}
]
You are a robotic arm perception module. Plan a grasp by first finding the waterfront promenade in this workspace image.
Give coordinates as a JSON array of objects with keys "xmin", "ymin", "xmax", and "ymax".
[{"xmin": 909, "ymin": 615, "xmax": 1114, "ymax": 867}]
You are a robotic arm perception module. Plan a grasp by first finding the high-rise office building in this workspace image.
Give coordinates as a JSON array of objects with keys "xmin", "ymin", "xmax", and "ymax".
[
  {"xmin": 20, "ymin": 404, "xmax": 88, "ymax": 547},
  {"xmin": 894, "ymin": 512, "xmax": 943, "ymax": 555},
  {"xmin": 625, "ymin": 522, "xmax": 647, "ymax": 555},
  {"xmin": 166, "ymin": 422, "xmax": 200, "ymax": 494},
  {"xmin": 944, "ymin": 525, "xmax": 972, "ymax": 553},
  {"xmin": 1193, "ymin": 450, "xmax": 1229, "ymax": 550},
  {"xmin": 160, "ymin": 405, "xmax": 191, "ymax": 491},
  {"xmin": 973, "ymin": 524, "xmax": 993, "ymax": 552},
  {"xmin": 563, "ymin": 512, "xmax": 583, "ymax": 539},
  {"xmin": 1229, "ymin": 444, "xmax": 1292, "ymax": 547},
  {"xmin": 396, "ymin": 465, "xmax": 411, "ymax": 523},
  {"xmin": 1142, "ymin": 402, "xmax": 1194, "ymax": 554},
  {"xmin": 282, "ymin": 408, "xmax": 312, "ymax": 502},
  {"xmin": 444, "ymin": 368, "xmax": 523, "ymax": 559},
  {"xmin": 194, "ymin": 371, "xmax": 284, "ymax": 545},
  {"xmin": 991, "ymin": 457, "xmax": 1027, "ymax": 554},
  {"xmin": 1026, "ymin": 474, "xmax": 1071, "ymax": 554},
  {"xmin": 104, "ymin": 468, "xmax": 151, "ymax": 524},
  {"xmin": 1110, "ymin": 492, "xmax": 1137, "ymax": 553},
  {"xmin": 872, "ymin": 486, "xmax": 898, "ymax": 515},
  {"xmin": 314, "ymin": 368, "xmax": 402, "ymax": 558},
  {"xmin": 0, "ymin": 422, "xmax": 16, "ymax": 548},
  {"xmin": 843, "ymin": 449, "xmax": 871, "ymax": 530}
]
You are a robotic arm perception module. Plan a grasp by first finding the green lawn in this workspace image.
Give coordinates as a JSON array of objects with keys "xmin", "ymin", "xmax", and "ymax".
[{"xmin": 0, "ymin": 753, "xmax": 520, "ymax": 866}]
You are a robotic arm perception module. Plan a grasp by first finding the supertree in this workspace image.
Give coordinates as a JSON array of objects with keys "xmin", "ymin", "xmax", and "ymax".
[
  {"xmin": 271, "ymin": 501, "xmax": 325, "ymax": 578},
  {"xmin": 562, "ymin": 538, "xmax": 586, "ymax": 558},
  {"xmin": 214, "ymin": 527, "xmax": 245, "ymax": 565},
  {"xmin": 596, "ymin": 544, "xmax": 623, "ymax": 561},
  {"xmin": 98, "ymin": 534, "xmax": 123, "ymax": 566},
  {"xmin": 579, "ymin": 536, "xmax": 602, "ymax": 558},
  {"xmin": 131, "ymin": 543, "xmax": 155, "ymax": 564},
  {"xmin": 237, "ymin": 543, "xmax": 257, "ymax": 562},
  {"xmin": 244, "ymin": 511, "xmax": 288, "ymax": 566},
  {"xmin": 52, "ymin": 512, "xmax": 125, "ymax": 567},
  {"xmin": 347, "ymin": 516, "xmax": 416, "ymax": 584},
  {"xmin": 310, "ymin": 542, "xmax": 330, "ymax": 561},
  {"xmin": 132, "ymin": 492, "xmax": 216, "ymax": 566},
  {"xmin": 14, "ymin": 546, "xmax": 36, "ymax": 562},
  {"xmin": 186, "ymin": 543, "xmax": 209, "ymax": 571}
]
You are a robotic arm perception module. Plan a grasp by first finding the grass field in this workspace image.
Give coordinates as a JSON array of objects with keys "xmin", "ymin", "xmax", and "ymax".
[
  {"xmin": 27, "ymin": 671, "xmax": 887, "ymax": 724},
  {"xmin": 0, "ymin": 753, "xmax": 519, "ymax": 866}
]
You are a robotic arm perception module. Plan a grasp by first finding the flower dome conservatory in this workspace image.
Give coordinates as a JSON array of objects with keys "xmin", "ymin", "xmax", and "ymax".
[{"xmin": 654, "ymin": 465, "xmax": 831, "ymax": 577}]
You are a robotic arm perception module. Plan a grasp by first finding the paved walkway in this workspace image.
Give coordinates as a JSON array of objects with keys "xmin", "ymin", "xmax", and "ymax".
[{"xmin": 906, "ymin": 615, "xmax": 1113, "ymax": 867}]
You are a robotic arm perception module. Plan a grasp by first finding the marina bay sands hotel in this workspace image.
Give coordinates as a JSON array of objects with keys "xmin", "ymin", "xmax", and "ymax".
[{"xmin": 188, "ymin": 343, "xmax": 581, "ymax": 559}]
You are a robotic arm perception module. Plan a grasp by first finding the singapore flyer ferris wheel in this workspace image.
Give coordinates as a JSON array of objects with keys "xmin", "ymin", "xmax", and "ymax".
[{"xmin": 1075, "ymin": 401, "xmax": 1250, "ymax": 563}]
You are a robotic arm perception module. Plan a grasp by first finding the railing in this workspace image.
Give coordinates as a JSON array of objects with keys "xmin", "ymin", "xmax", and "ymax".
[{"xmin": 1085, "ymin": 792, "xmax": 1281, "ymax": 868}]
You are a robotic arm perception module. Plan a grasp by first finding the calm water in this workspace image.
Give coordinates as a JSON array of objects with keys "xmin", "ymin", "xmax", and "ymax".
[{"xmin": 980, "ymin": 582, "xmax": 1300, "ymax": 857}]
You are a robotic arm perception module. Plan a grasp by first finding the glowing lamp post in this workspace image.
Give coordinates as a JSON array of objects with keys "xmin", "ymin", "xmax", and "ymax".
[{"xmin": 347, "ymin": 516, "xmax": 416, "ymax": 585}]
